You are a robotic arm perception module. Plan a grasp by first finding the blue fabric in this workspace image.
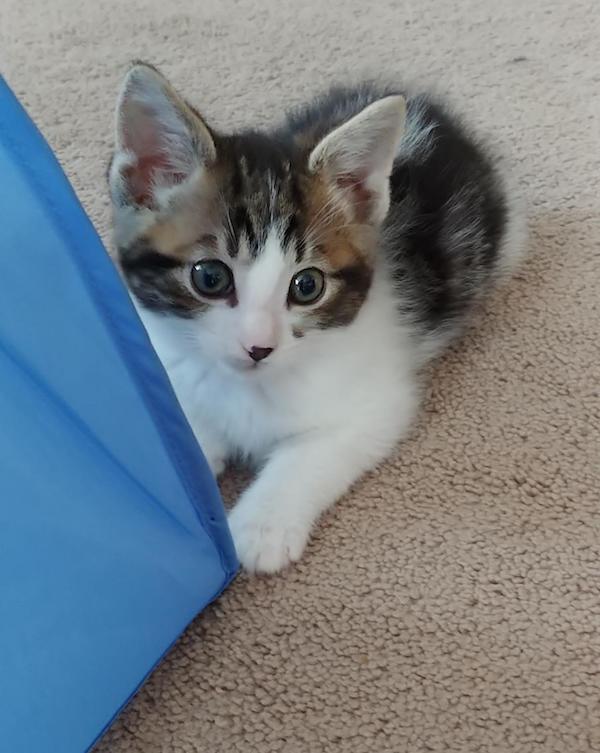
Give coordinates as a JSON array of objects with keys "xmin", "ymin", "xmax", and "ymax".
[{"xmin": 0, "ymin": 77, "xmax": 238, "ymax": 753}]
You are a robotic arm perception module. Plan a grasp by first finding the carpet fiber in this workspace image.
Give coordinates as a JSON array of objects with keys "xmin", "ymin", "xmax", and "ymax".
[{"xmin": 2, "ymin": 1, "xmax": 599, "ymax": 751}]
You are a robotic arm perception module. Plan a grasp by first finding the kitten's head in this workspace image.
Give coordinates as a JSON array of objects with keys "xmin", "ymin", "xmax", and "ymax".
[{"xmin": 109, "ymin": 64, "xmax": 405, "ymax": 373}]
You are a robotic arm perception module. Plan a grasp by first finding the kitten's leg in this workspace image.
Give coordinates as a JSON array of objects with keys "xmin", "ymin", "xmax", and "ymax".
[
  {"xmin": 228, "ymin": 425, "xmax": 405, "ymax": 573},
  {"xmin": 190, "ymin": 424, "xmax": 227, "ymax": 477}
]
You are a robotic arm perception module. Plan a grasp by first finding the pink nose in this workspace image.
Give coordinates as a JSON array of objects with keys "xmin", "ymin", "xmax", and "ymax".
[{"xmin": 247, "ymin": 346, "xmax": 273, "ymax": 362}]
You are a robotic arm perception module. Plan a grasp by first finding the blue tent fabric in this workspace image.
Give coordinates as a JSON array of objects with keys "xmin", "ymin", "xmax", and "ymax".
[{"xmin": 0, "ymin": 77, "xmax": 238, "ymax": 753}]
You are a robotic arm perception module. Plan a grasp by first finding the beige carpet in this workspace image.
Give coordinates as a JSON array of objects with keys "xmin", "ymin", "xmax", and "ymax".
[{"xmin": 2, "ymin": 0, "xmax": 599, "ymax": 750}]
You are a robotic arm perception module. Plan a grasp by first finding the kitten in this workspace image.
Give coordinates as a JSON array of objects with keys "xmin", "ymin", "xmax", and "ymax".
[{"xmin": 109, "ymin": 63, "xmax": 525, "ymax": 574}]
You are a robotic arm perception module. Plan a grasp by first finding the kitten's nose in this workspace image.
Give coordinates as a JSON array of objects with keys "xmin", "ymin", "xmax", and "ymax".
[{"xmin": 248, "ymin": 346, "xmax": 273, "ymax": 362}]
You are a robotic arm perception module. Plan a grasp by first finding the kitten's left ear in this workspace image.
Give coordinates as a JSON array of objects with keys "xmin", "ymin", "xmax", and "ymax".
[
  {"xmin": 110, "ymin": 63, "xmax": 216, "ymax": 210},
  {"xmin": 308, "ymin": 95, "xmax": 406, "ymax": 224}
]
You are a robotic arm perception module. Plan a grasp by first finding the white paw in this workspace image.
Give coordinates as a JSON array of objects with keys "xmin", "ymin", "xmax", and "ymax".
[
  {"xmin": 206, "ymin": 454, "xmax": 226, "ymax": 478},
  {"xmin": 199, "ymin": 444, "xmax": 225, "ymax": 477},
  {"xmin": 228, "ymin": 506, "xmax": 310, "ymax": 574},
  {"xmin": 192, "ymin": 430, "xmax": 226, "ymax": 477}
]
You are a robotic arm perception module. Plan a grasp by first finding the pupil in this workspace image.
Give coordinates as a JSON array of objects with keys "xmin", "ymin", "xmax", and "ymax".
[
  {"xmin": 299, "ymin": 275, "xmax": 315, "ymax": 296},
  {"xmin": 205, "ymin": 269, "xmax": 220, "ymax": 288}
]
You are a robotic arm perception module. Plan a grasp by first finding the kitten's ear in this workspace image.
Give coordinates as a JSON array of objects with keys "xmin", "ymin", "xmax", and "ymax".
[
  {"xmin": 110, "ymin": 63, "xmax": 216, "ymax": 209},
  {"xmin": 308, "ymin": 95, "xmax": 406, "ymax": 223}
]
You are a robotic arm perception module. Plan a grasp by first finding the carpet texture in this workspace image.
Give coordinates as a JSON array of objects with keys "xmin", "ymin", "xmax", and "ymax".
[{"xmin": 2, "ymin": 1, "xmax": 599, "ymax": 751}]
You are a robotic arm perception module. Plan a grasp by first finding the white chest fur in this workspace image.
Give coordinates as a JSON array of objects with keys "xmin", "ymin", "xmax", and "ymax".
[
  {"xmin": 134, "ymin": 273, "xmax": 420, "ymax": 574},
  {"xmin": 136, "ymin": 270, "xmax": 418, "ymax": 468}
]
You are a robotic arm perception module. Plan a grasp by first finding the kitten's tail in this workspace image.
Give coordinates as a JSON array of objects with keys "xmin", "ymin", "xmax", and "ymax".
[
  {"xmin": 495, "ymin": 167, "xmax": 528, "ymax": 281},
  {"xmin": 411, "ymin": 165, "xmax": 528, "ymax": 369}
]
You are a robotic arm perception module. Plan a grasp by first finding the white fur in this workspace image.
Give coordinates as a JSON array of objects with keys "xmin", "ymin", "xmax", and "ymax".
[
  {"xmin": 136, "ymin": 250, "xmax": 419, "ymax": 574},
  {"xmin": 495, "ymin": 172, "xmax": 528, "ymax": 279},
  {"xmin": 236, "ymin": 230, "xmax": 288, "ymax": 352}
]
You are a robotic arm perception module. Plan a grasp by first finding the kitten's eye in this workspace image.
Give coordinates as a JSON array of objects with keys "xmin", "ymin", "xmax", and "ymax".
[
  {"xmin": 289, "ymin": 268, "xmax": 325, "ymax": 305},
  {"xmin": 191, "ymin": 259, "xmax": 234, "ymax": 298}
]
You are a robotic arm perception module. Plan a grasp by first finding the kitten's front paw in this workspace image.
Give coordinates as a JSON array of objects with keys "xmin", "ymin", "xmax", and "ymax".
[
  {"xmin": 228, "ymin": 505, "xmax": 310, "ymax": 574},
  {"xmin": 191, "ymin": 427, "xmax": 226, "ymax": 478},
  {"xmin": 206, "ymin": 454, "xmax": 226, "ymax": 478}
]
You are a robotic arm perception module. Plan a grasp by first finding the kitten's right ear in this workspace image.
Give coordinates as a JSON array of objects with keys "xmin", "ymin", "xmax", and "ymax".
[
  {"xmin": 308, "ymin": 95, "xmax": 406, "ymax": 225},
  {"xmin": 110, "ymin": 63, "xmax": 216, "ymax": 209}
]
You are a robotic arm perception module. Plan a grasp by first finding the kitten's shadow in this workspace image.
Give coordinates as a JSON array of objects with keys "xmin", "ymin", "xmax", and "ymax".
[{"xmin": 218, "ymin": 462, "xmax": 254, "ymax": 511}]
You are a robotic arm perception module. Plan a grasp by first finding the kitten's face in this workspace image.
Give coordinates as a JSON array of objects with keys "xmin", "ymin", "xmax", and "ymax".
[{"xmin": 110, "ymin": 65, "xmax": 405, "ymax": 373}]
